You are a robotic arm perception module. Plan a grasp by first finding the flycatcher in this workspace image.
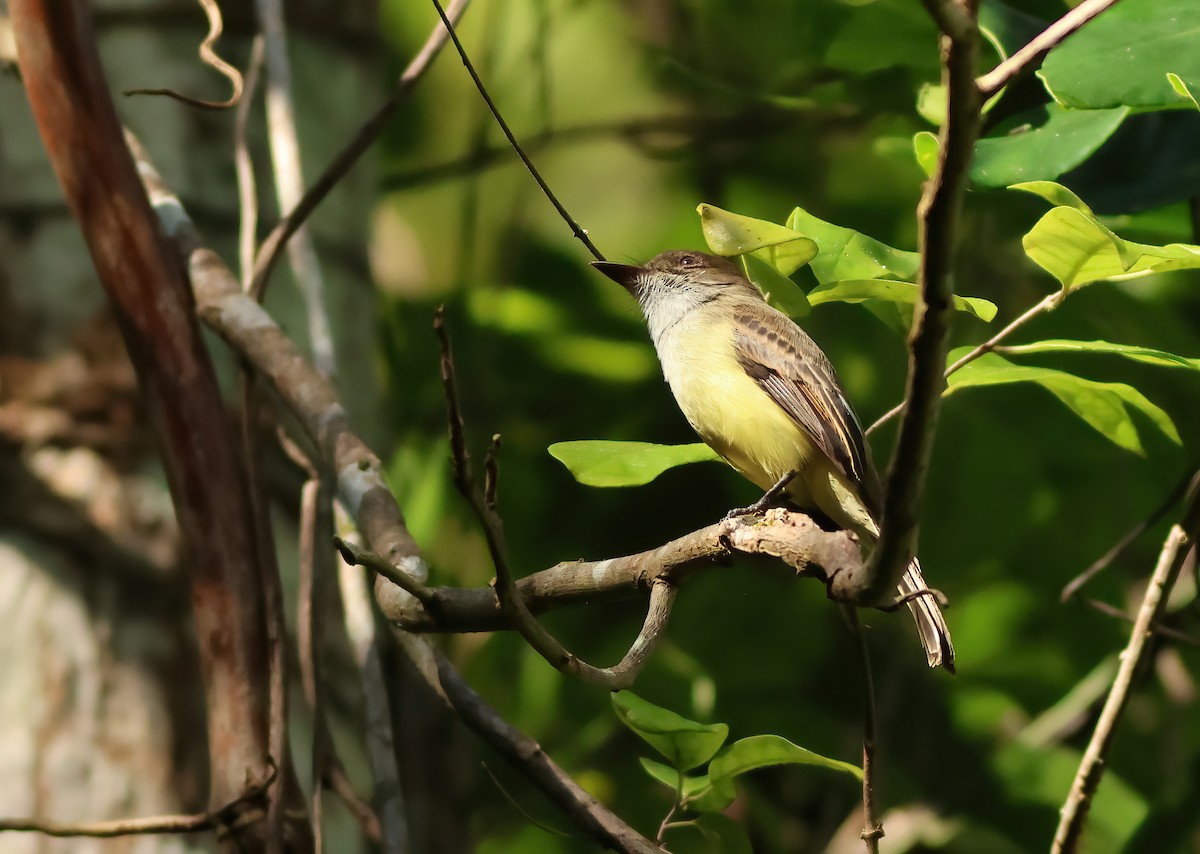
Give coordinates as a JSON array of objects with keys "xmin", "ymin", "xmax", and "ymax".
[{"xmin": 593, "ymin": 250, "xmax": 954, "ymax": 671}]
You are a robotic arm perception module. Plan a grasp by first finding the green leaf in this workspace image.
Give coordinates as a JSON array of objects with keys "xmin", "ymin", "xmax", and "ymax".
[
  {"xmin": 913, "ymin": 130, "xmax": 939, "ymax": 178},
  {"xmin": 971, "ymin": 105, "xmax": 1128, "ymax": 188},
  {"xmin": 638, "ymin": 758, "xmax": 735, "ymax": 812},
  {"xmin": 1001, "ymin": 339, "xmax": 1200, "ymax": 371},
  {"xmin": 740, "ymin": 254, "xmax": 811, "ymax": 318},
  {"xmin": 1039, "ymin": 0, "xmax": 1200, "ymax": 110},
  {"xmin": 808, "ymin": 279, "xmax": 997, "ymax": 322},
  {"xmin": 786, "ymin": 206, "xmax": 920, "ymax": 284},
  {"xmin": 612, "ymin": 692, "xmax": 729, "ymax": 772},
  {"xmin": 1169, "ymin": 72, "xmax": 1200, "ymax": 110},
  {"xmin": 548, "ymin": 441, "xmax": 720, "ymax": 488},
  {"xmin": 697, "ymin": 203, "xmax": 818, "ymax": 275},
  {"xmin": 709, "ymin": 734, "xmax": 863, "ymax": 784},
  {"xmin": 946, "ymin": 351, "xmax": 1181, "ymax": 454},
  {"xmin": 1010, "ymin": 180, "xmax": 1093, "ymax": 213},
  {"xmin": 1021, "ymin": 205, "xmax": 1200, "ymax": 292}
]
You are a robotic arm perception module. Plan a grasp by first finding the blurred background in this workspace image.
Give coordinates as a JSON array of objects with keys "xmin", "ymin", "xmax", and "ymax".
[{"xmin": 2, "ymin": 0, "xmax": 1199, "ymax": 851}]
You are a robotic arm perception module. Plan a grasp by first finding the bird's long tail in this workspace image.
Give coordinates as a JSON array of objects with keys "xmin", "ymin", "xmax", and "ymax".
[{"xmin": 898, "ymin": 557, "xmax": 955, "ymax": 672}]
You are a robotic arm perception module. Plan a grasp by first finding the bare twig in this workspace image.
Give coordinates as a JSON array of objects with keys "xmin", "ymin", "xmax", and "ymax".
[
  {"xmin": 0, "ymin": 769, "xmax": 275, "ymax": 839},
  {"xmin": 298, "ymin": 479, "xmax": 330, "ymax": 852},
  {"xmin": 428, "ymin": 0, "xmax": 604, "ymax": 261},
  {"xmin": 976, "ymin": 0, "xmax": 1123, "ymax": 100},
  {"xmin": 1053, "ymin": 499, "xmax": 1198, "ymax": 852},
  {"xmin": 842, "ymin": 0, "xmax": 982, "ymax": 605},
  {"xmin": 434, "ymin": 309, "xmax": 676, "ymax": 689},
  {"xmin": 124, "ymin": 0, "xmax": 244, "ymax": 109},
  {"xmin": 340, "ymin": 554, "xmax": 411, "ymax": 854},
  {"xmin": 253, "ymin": 0, "xmax": 336, "ymax": 378},
  {"xmin": 1082, "ymin": 598, "xmax": 1200, "ymax": 647},
  {"xmin": 248, "ymin": 0, "xmax": 471, "ymax": 299},
  {"xmin": 1062, "ymin": 466, "xmax": 1200, "ymax": 601},
  {"xmin": 848, "ymin": 610, "xmax": 882, "ymax": 853},
  {"xmin": 867, "ymin": 292, "xmax": 1059, "ymax": 436},
  {"xmin": 10, "ymin": 3, "xmax": 300, "ymax": 843},
  {"xmin": 235, "ymin": 36, "xmax": 264, "ymax": 286}
]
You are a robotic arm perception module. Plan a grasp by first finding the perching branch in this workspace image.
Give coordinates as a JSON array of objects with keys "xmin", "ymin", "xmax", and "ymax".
[
  {"xmin": 838, "ymin": 0, "xmax": 981, "ymax": 607},
  {"xmin": 1052, "ymin": 490, "xmax": 1199, "ymax": 852},
  {"xmin": 976, "ymin": 0, "xmax": 1123, "ymax": 100},
  {"xmin": 382, "ymin": 511, "xmax": 863, "ymax": 634}
]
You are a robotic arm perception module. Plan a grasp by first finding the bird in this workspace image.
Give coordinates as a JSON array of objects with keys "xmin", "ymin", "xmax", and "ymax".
[{"xmin": 593, "ymin": 249, "xmax": 954, "ymax": 671}]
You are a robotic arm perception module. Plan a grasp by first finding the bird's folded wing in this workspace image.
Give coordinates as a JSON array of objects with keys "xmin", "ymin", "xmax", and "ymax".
[{"xmin": 732, "ymin": 307, "xmax": 873, "ymax": 500}]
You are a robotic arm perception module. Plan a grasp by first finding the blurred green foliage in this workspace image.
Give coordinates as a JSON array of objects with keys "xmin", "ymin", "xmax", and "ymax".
[{"xmin": 372, "ymin": 0, "xmax": 1200, "ymax": 850}]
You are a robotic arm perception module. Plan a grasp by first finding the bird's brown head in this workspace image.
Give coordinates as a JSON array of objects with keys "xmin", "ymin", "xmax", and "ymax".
[{"xmin": 592, "ymin": 250, "xmax": 755, "ymax": 299}]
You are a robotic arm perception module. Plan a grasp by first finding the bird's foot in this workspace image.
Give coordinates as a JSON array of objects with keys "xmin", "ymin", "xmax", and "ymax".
[{"xmin": 722, "ymin": 470, "xmax": 799, "ymax": 522}]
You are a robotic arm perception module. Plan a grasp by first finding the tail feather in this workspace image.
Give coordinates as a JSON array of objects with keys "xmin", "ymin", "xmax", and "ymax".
[{"xmin": 899, "ymin": 558, "xmax": 955, "ymax": 673}]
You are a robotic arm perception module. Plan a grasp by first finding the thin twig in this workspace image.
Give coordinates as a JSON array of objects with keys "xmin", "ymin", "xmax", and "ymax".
[
  {"xmin": 846, "ymin": 1, "xmax": 982, "ymax": 605},
  {"xmin": 428, "ymin": 0, "xmax": 604, "ymax": 261},
  {"xmin": 976, "ymin": 0, "xmax": 1123, "ymax": 99},
  {"xmin": 867, "ymin": 292, "xmax": 1059, "ymax": 436},
  {"xmin": 1062, "ymin": 466, "xmax": 1200, "ymax": 601},
  {"xmin": 298, "ymin": 479, "xmax": 329, "ymax": 852},
  {"xmin": 339, "ymin": 553, "xmax": 411, "ymax": 854},
  {"xmin": 248, "ymin": 0, "xmax": 471, "ymax": 298},
  {"xmin": 124, "ymin": 0, "xmax": 244, "ymax": 109},
  {"xmin": 1053, "ymin": 504, "xmax": 1197, "ymax": 852},
  {"xmin": 0, "ymin": 767, "xmax": 275, "ymax": 838},
  {"xmin": 235, "ymin": 36, "xmax": 264, "ymax": 286},
  {"xmin": 238, "ymin": 377, "xmax": 290, "ymax": 854},
  {"xmin": 848, "ymin": 609, "xmax": 882, "ymax": 853},
  {"xmin": 335, "ymin": 537, "xmax": 436, "ymax": 605},
  {"xmin": 435, "ymin": 309, "xmax": 676, "ymax": 689},
  {"xmin": 1082, "ymin": 598, "xmax": 1200, "ymax": 647},
  {"xmin": 253, "ymin": 0, "xmax": 335, "ymax": 377}
]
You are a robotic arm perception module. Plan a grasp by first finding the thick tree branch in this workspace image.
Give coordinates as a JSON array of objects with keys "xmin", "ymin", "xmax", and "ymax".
[
  {"xmin": 9, "ymin": 2, "xmax": 302, "ymax": 844},
  {"xmin": 839, "ymin": 2, "xmax": 982, "ymax": 606},
  {"xmin": 976, "ymin": 0, "xmax": 1123, "ymax": 100},
  {"xmin": 1053, "ymin": 492, "xmax": 1199, "ymax": 852}
]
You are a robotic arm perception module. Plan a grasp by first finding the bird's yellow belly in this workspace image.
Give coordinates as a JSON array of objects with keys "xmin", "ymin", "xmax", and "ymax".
[{"xmin": 659, "ymin": 326, "xmax": 816, "ymax": 493}]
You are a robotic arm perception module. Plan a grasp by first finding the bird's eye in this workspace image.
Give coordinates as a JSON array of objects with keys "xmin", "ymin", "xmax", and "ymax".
[{"xmin": 679, "ymin": 255, "xmax": 698, "ymax": 267}]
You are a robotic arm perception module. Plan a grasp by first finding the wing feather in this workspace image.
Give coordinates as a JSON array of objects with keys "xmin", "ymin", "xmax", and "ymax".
[{"xmin": 732, "ymin": 307, "xmax": 876, "ymax": 510}]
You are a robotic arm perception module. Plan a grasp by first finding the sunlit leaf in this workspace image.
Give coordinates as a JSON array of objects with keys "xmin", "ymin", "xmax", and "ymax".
[
  {"xmin": 740, "ymin": 254, "xmax": 811, "ymax": 317},
  {"xmin": 1168, "ymin": 72, "xmax": 1200, "ymax": 110},
  {"xmin": 548, "ymin": 441, "xmax": 720, "ymax": 488},
  {"xmin": 1021, "ymin": 205, "xmax": 1200, "ymax": 292},
  {"xmin": 1010, "ymin": 180, "xmax": 1094, "ymax": 213},
  {"xmin": 1039, "ymin": 0, "xmax": 1200, "ymax": 110},
  {"xmin": 708, "ymin": 734, "xmax": 863, "ymax": 783},
  {"xmin": 786, "ymin": 206, "xmax": 920, "ymax": 284},
  {"xmin": 808, "ymin": 279, "xmax": 996, "ymax": 322},
  {"xmin": 613, "ymin": 691, "xmax": 729, "ymax": 772},
  {"xmin": 1001, "ymin": 339, "xmax": 1200, "ymax": 371},
  {"xmin": 913, "ymin": 130, "xmax": 939, "ymax": 177},
  {"xmin": 946, "ymin": 351, "xmax": 1181, "ymax": 453},
  {"xmin": 697, "ymin": 203, "xmax": 818, "ymax": 275}
]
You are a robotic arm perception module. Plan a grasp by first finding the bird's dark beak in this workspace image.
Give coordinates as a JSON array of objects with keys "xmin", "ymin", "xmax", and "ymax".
[{"xmin": 591, "ymin": 261, "xmax": 642, "ymax": 291}]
